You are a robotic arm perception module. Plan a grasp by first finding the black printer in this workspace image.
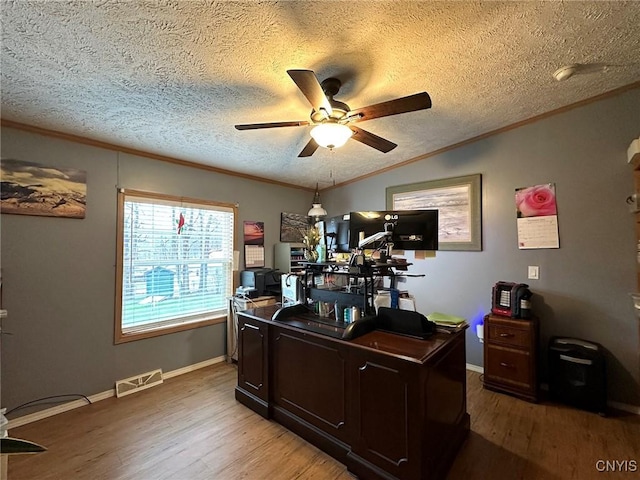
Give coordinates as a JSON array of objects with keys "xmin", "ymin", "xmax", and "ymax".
[{"xmin": 240, "ymin": 268, "xmax": 281, "ymax": 297}]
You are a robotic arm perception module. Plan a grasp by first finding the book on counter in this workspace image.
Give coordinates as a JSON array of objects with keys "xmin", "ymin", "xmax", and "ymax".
[{"xmin": 427, "ymin": 312, "xmax": 468, "ymax": 334}]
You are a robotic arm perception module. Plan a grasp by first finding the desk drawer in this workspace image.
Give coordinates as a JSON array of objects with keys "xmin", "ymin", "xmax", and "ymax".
[
  {"xmin": 485, "ymin": 345, "xmax": 531, "ymax": 388},
  {"xmin": 487, "ymin": 323, "xmax": 530, "ymax": 348}
]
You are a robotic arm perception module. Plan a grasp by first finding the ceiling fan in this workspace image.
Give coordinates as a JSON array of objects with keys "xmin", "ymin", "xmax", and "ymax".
[{"xmin": 234, "ymin": 69, "xmax": 432, "ymax": 157}]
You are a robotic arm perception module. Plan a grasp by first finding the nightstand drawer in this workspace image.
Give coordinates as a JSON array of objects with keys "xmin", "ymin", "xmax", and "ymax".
[
  {"xmin": 487, "ymin": 323, "xmax": 530, "ymax": 348},
  {"xmin": 485, "ymin": 345, "xmax": 532, "ymax": 387}
]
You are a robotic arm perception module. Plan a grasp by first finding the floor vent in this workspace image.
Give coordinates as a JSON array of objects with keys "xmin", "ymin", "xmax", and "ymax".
[{"xmin": 115, "ymin": 369, "xmax": 164, "ymax": 398}]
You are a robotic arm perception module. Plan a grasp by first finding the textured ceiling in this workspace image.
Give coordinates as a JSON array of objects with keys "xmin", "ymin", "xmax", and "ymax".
[{"xmin": 2, "ymin": 1, "xmax": 640, "ymax": 189}]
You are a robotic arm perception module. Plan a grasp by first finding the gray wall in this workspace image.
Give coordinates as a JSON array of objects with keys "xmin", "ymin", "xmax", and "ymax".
[
  {"xmin": 0, "ymin": 129, "xmax": 310, "ymax": 414},
  {"xmin": 2, "ymin": 87, "xmax": 639, "ymax": 414},
  {"xmin": 324, "ymin": 88, "xmax": 640, "ymax": 407}
]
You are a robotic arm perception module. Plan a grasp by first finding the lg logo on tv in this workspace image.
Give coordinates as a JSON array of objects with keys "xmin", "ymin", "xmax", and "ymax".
[{"xmin": 595, "ymin": 460, "xmax": 637, "ymax": 472}]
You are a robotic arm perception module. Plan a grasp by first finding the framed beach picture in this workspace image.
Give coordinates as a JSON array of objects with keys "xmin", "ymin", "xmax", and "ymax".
[
  {"xmin": 243, "ymin": 220, "xmax": 265, "ymax": 245},
  {"xmin": 386, "ymin": 174, "xmax": 482, "ymax": 251}
]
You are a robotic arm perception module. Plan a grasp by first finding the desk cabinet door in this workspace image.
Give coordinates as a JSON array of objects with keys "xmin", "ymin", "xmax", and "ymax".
[
  {"xmin": 237, "ymin": 316, "xmax": 269, "ymax": 402},
  {"xmin": 271, "ymin": 327, "xmax": 350, "ymax": 443},
  {"xmin": 349, "ymin": 350, "xmax": 420, "ymax": 480}
]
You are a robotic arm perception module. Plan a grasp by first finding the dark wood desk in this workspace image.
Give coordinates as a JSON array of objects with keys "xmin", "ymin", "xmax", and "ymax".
[{"xmin": 235, "ymin": 305, "xmax": 469, "ymax": 480}]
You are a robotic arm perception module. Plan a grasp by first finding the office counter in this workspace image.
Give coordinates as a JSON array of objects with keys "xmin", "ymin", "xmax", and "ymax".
[{"xmin": 235, "ymin": 306, "xmax": 469, "ymax": 480}]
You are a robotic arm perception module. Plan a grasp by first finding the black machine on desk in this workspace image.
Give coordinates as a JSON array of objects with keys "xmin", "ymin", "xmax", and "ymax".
[{"xmin": 240, "ymin": 268, "xmax": 282, "ymax": 297}]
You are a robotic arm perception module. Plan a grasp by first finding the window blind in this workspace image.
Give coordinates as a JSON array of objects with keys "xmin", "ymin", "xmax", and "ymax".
[{"xmin": 119, "ymin": 192, "xmax": 234, "ymax": 334}]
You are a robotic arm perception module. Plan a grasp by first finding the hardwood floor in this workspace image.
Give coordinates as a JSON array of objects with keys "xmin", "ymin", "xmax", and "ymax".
[{"xmin": 7, "ymin": 363, "xmax": 640, "ymax": 480}]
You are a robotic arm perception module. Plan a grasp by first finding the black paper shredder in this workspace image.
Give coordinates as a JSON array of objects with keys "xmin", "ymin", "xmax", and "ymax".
[{"xmin": 548, "ymin": 337, "xmax": 607, "ymax": 415}]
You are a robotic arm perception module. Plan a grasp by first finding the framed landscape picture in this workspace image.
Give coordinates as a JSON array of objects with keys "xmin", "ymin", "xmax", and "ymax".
[
  {"xmin": 386, "ymin": 174, "xmax": 482, "ymax": 251},
  {"xmin": 280, "ymin": 212, "xmax": 308, "ymax": 243},
  {"xmin": 1, "ymin": 159, "xmax": 87, "ymax": 219}
]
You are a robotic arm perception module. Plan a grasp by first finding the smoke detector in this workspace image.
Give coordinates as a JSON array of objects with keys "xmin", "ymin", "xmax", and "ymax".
[{"xmin": 553, "ymin": 64, "xmax": 579, "ymax": 81}]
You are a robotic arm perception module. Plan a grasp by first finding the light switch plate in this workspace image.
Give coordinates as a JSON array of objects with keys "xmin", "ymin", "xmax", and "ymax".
[{"xmin": 528, "ymin": 266, "xmax": 539, "ymax": 280}]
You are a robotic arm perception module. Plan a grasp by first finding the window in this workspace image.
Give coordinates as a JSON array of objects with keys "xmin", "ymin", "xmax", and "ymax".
[{"xmin": 115, "ymin": 189, "xmax": 236, "ymax": 343}]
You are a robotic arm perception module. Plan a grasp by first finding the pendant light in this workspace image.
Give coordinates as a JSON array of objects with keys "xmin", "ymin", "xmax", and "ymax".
[{"xmin": 307, "ymin": 183, "xmax": 328, "ymax": 219}]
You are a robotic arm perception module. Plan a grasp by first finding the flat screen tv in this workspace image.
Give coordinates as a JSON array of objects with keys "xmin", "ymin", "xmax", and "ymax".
[{"xmin": 348, "ymin": 210, "xmax": 438, "ymax": 251}]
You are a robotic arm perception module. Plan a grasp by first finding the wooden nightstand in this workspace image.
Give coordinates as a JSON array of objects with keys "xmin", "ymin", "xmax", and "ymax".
[{"xmin": 483, "ymin": 313, "xmax": 539, "ymax": 402}]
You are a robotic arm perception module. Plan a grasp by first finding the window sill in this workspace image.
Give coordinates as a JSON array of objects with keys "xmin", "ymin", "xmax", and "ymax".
[{"xmin": 114, "ymin": 315, "xmax": 226, "ymax": 344}]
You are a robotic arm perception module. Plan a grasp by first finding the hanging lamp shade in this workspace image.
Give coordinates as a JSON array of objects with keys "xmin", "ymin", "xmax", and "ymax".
[{"xmin": 307, "ymin": 184, "xmax": 327, "ymax": 218}]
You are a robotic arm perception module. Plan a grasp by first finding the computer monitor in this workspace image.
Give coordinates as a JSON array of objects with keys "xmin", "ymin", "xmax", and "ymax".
[
  {"xmin": 325, "ymin": 214, "xmax": 351, "ymax": 253},
  {"xmin": 348, "ymin": 210, "xmax": 439, "ymax": 251}
]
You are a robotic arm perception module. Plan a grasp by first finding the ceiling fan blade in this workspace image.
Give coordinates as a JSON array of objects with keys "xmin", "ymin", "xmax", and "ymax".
[
  {"xmin": 235, "ymin": 121, "xmax": 309, "ymax": 130},
  {"xmin": 348, "ymin": 92, "xmax": 432, "ymax": 123},
  {"xmin": 287, "ymin": 69, "xmax": 333, "ymax": 116},
  {"xmin": 298, "ymin": 138, "xmax": 319, "ymax": 157},
  {"xmin": 349, "ymin": 126, "xmax": 397, "ymax": 153}
]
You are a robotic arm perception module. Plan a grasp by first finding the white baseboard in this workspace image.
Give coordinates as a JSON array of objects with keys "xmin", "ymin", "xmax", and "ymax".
[
  {"xmin": 466, "ymin": 363, "xmax": 484, "ymax": 374},
  {"xmin": 7, "ymin": 390, "xmax": 113, "ymax": 429},
  {"xmin": 7, "ymin": 355, "xmax": 226, "ymax": 429},
  {"xmin": 162, "ymin": 356, "xmax": 226, "ymax": 379}
]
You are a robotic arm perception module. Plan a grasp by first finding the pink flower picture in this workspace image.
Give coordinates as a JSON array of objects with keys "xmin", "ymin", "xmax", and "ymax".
[{"xmin": 515, "ymin": 184, "xmax": 557, "ymax": 218}]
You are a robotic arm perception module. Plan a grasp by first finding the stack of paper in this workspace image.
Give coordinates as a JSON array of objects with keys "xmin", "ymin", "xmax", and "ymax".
[{"xmin": 427, "ymin": 312, "xmax": 468, "ymax": 334}]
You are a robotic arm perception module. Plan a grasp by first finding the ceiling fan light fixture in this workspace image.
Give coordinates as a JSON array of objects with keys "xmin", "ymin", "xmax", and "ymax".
[
  {"xmin": 236, "ymin": 69, "xmax": 432, "ymax": 157},
  {"xmin": 310, "ymin": 122, "xmax": 353, "ymax": 149}
]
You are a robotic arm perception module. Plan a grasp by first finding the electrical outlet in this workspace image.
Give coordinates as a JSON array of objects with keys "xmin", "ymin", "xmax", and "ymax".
[{"xmin": 528, "ymin": 266, "xmax": 539, "ymax": 280}]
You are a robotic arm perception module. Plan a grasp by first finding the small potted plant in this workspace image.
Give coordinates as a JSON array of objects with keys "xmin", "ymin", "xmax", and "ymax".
[{"xmin": 302, "ymin": 226, "xmax": 321, "ymax": 262}]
